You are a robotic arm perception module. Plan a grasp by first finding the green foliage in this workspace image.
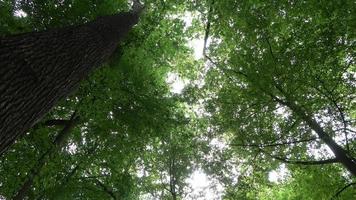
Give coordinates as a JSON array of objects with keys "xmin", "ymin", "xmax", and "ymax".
[
  {"xmin": 0, "ymin": 0, "xmax": 355, "ymax": 199},
  {"xmin": 203, "ymin": 0, "xmax": 355, "ymax": 199}
]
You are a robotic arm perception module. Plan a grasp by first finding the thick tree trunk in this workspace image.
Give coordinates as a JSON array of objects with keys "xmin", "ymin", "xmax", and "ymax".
[{"xmin": 0, "ymin": 10, "xmax": 140, "ymax": 154}]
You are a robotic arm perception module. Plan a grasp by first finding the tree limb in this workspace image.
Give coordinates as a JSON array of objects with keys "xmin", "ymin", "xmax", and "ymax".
[
  {"xmin": 314, "ymin": 75, "xmax": 350, "ymax": 151},
  {"xmin": 202, "ymin": 0, "xmax": 214, "ymax": 56},
  {"xmin": 231, "ymin": 137, "xmax": 317, "ymax": 148},
  {"xmin": 331, "ymin": 182, "xmax": 356, "ymax": 200},
  {"xmin": 132, "ymin": 0, "xmax": 144, "ymax": 14},
  {"xmin": 270, "ymin": 88, "xmax": 356, "ymax": 174},
  {"xmin": 272, "ymin": 156, "xmax": 338, "ymax": 165},
  {"xmin": 261, "ymin": 149, "xmax": 339, "ymax": 165}
]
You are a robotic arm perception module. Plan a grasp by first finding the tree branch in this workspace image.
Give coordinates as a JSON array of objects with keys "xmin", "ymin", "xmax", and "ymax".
[
  {"xmin": 331, "ymin": 182, "xmax": 356, "ymax": 200},
  {"xmin": 53, "ymin": 112, "xmax": 80, "ymax": 146},
  {"xmin": 132, "ymin": 0, "xmax": 144, "ymax": 14},
  {"xmin": 231, "ymin": 137, "xmax": 317, "ymax": 148},
  {"xmin": 270, "ymin": 89, "xmax": 356, "ymax": 174},
  {"xmin": 273, "ymin": 156, "xmax": 338, "ymax": 165},
  {"xmin": 261, "ymin": 149, "xmax": 339, "ymax": 165},
  {"xmin": 314, "ymin": 75, "xmax": 350, "ymax": 151},
  {"xmin": 265, "ymin": 36, "xmax": 277, "ymax": 64},
  {"xmin": 202, "ymin": 0, "xmax": 214, "ymax": 56}
]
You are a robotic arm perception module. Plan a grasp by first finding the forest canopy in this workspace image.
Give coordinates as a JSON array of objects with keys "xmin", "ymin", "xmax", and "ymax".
[{"xmin": 0, "ymin": 0, "xmax": 355, "ymax": 199}]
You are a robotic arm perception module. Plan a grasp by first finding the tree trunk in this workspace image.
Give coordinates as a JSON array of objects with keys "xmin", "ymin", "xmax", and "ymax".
[
  {"xmin": 276, "ymin": 95, "xmax": 356, "ymax": 176},
  {"xmin": 289, "ymin": 101, "xmax": 356, "ymax": 176},
  {"xmin": 0, "ymin": 10, "xmax": 141, "ymax": 154}
]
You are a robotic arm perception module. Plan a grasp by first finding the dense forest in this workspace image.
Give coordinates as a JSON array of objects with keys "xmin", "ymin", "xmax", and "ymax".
[{"xmin": 0, "ymin": 0, "xmax": 355, "ymax": 199}]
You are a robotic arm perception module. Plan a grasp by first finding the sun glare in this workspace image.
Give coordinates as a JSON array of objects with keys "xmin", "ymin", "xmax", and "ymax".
[
  {"xmin": 186, "ymin": 170, "xmax": 224, "ymax": 200},
  {"xmin": 14, "ymin": 9, "xmax": 27, "ymax": 18},
  {"xmin": 268, "ymin": 164, "xmax": 290, "ymax": 183},
  {"xmin": 166, "ymin": 72, "xmax": 186, "ymax": 94}
]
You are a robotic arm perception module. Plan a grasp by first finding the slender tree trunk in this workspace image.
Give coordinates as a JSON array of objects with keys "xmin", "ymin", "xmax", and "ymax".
[
  {"xmin": 275, "ymin": 95, "xmax": 356, "ymax": 176},
  {"xmin": 289, "ymin": 101, "xmax": 356, "ymax": 176},
  {"xmin": 0, "ymin": 8, "xmax": 141, "ymax": 154}
]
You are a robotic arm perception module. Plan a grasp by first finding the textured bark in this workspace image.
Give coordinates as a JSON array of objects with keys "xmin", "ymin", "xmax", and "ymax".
[{"xmin": 0, "ymin": 10, "xmax": 140, "ymax": 154}]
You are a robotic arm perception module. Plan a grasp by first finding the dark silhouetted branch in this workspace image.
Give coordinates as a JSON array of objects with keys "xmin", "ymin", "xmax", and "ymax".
[
  {"xmin": 202, "ymin": 0, "xmax": 214, "ymax": 56},
  {"xmin": 331, "ymin": 182, "xmax": 356, "ymax": 200},
  {"xmin": 231, "ymin": 137, "xmax": 317, "ymax": 148},
  {"xmin": 132, "ymin": 0, "xmax": 144, "ymax": 14}
]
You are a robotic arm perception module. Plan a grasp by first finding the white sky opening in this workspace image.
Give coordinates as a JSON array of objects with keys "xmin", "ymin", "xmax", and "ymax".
[
  {"xmin": 14, "ymin": 9, "xmax": 27, "ymax": 18},
  {"xmin": 183, "ymin": 12, "xmax": 206, "ymax": 60},
  {"xmin": 66, "ymin": 142, "xmax": 78, "ymax": 155},
  {"xmin": 166, "ymin": 12, "xmax": 208, "ymax": 94},
  {"xmin": 186, "ymin": 169, "xmax": 224, "ymax": 200},
  {"xmin": 166, "ymin": 72, "xmax": 187, "ymax": 94},
  {"xmin": 189, "ymin": 38, "xmax": 205, "ymax": 60},
  {"xmin": 268, "ymin": 164, "xmax": 290, "ymax": 183},
  {"xmin": 187, "ymin": 170, "xmax": 210, "ymax": 189}
]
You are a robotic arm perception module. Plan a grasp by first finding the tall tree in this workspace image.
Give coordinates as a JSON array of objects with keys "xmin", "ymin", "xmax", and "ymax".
[
  {"xmin": 0, "ymin": 0, "xmax": 143, "ymax": 154},
  {"xmin": 203, "ymin": 0, "xmax": 356, "ymax": 176}
]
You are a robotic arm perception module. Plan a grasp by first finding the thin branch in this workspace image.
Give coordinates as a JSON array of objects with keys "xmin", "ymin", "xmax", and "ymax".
[
  {"xmin": 331, "ymin": 182, "xmax": 356, "ymax": 200},
  {"xmin": 205, "ymin": 55, "xmax": 218, "ymax": 66},
  {"xmin": 272, "ymin": 156, "xmax": 338, "ymax": 165},
  {"xmin": 265, "ymin": 36, "xmax": 277, "ymax": 64},
  {"xmin": 261, "ymin": 149, "xmax": 339, "ymax": 165},
  {"xmin": 202, "ymin": 0, "xmax": 214, "ymax": 56},
  {"xmin": 231, "ymin": 137, "xmax": 317, "ymax": 148},
  {"xmin": 53, "ymin": 111, "xmax": 80, "ymax": 146},
  {"xmin": 206, "ymin": 55, "xmax": 248, "ymax": 79}
]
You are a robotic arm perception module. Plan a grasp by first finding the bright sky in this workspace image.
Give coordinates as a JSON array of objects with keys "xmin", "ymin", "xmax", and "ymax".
[
  {"xmin": 268, "ymin": 164, "xmax": 290, "ymax": 183},
  {"xmin": 166, "ymin": 72, "xmax": 186, "ymax": 94},
  {"xmin": 13, "ymin": 9, "xmax": 27, "ymax": 18},
  {"xmin": 189, "ymin": 38, "xmax": 205, "ymax": 60},
  {"xmin": 186, "ymin": 170, "xmax": 224, "ymax": 200}
]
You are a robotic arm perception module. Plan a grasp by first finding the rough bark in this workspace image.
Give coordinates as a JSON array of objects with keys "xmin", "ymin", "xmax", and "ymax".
[{"xmin": 0, "ymin": 9, "xmax": 141, "ymax": 154}]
